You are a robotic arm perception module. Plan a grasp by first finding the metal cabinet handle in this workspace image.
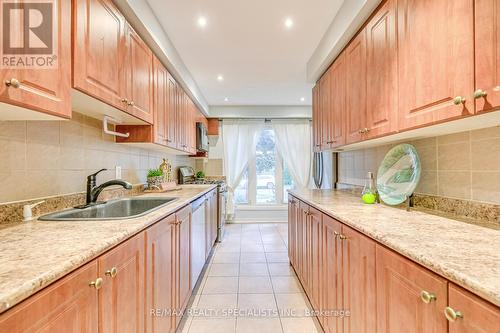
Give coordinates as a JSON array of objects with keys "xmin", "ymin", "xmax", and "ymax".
[
  {"xmin": 89, "ymin": 277, "xmax": 103, "ymax": 290},
  {"xmin": 453, "ymin": 96, "xmax": 466, "ymax": 105},
  {"xmin": 127, "ymin": 101, "xmax": 135, "ymax": 106},
  {"xmin": 5, "ymin": 78, "xmax": 20, "ymax": 88},
  {"xmin": 105, "ymin": 267, "xmax": 118, "ymax": 278},
  {"xmin": 473, "ymin": 89, "xmax": 487, "ymax": 99},
  {"xmin": 444, "ymin": 307, "xmax": 463, "ymax": 322},
  {"xmin": 338, "ymin": 234, "xmax": 347, "ymax": 240},
  {"xmin": 121, "ymin": 98, "xmax": 129, "ymax": 104},
  {"xmin": 420, "ymin": 290, "xmax": 437, "ymax": 304}
]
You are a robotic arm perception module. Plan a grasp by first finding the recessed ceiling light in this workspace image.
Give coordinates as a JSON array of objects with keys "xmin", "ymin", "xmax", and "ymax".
[
  {"xmin": 224, "ymin": 97, "xmax": 229, "ymax": 102},
  {"xmin": 284, "ymin": 17, "xmax": 294, "ymax": 29},
  {"xmin": 197, "ymin": 16, "xmax": 207, "ymax": 28},
  {"xmin": 300, "ymin": 97, "xmax": 305, "ymax": 102},
  {"xmin": 217, "ymin": 75, "xmax": 224, "ymax": 82}
]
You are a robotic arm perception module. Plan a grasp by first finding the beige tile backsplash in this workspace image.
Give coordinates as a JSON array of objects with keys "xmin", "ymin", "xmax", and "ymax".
[
  {"xmin": 0, "ymin": 112, "xmax": 194, "ymax": 203},
  {"xmin": 338, "ymin": 126, "xmax": 500, "ymax": 205}
]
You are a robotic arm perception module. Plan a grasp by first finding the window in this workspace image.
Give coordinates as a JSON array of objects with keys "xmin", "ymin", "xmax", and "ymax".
[{"xmin": 234, "ymin": 127, "xmax": 294, "ymax": 205}]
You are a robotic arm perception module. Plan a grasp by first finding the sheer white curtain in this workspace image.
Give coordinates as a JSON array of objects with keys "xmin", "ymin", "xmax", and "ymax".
[
  {"xmin": 222, "ymin": 120, "xmax": 263, "ymax": 218},
  {"xmin": 272, "ymin": 120, "xmax": 312, "ymax": 190}
]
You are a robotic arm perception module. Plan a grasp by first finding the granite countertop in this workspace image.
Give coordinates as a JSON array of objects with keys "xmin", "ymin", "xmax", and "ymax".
[
  {"xmin": 289, "ymin": 189, "xmax": 500, "ymax": 308},
  {"xmin": 0, "ymin": 185, "xmax": 216, "ymax": 314}
]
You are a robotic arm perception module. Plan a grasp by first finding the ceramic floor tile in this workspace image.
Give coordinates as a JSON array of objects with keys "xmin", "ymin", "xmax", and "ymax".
[
  {"xmin": 280, "ymin": 317, "xmax": 322, "ymax": 333},
  {"xmin": 271, "ymin": 276, "xmax": 304, "ymax": 293},
  {"xmin": 235, "ymin": 318, "xmax": 283, "ymax": 333},
  {"xmin": 203, "ymin": 277, "xmax": 239, "ymax": 294},
  {"xmin": 239, "ymin": 276, "xmax": 273, "ymax": 294},
  {"xmin": 265, "ymin": 252, "xmax": 289, "ymax": 263},
  {"xmin": 239, "ymin": 263, "xmax": 269, "ymax": 276},
  {"xmin": 240, "ymin": 244, "xmax": 265, "ymax": 253},
  {"xmin": 212, "ymin": 252, "xmax": 240, "ymax": 264},
  {"xmin": 209, "ymin": 263, "xmax": 240, "ymax": 277},
  {"xmin": 275, "ymin": 293, "xmax": 312, "ymax": 317},
  {"xmin": 263, "ymin": 243, "xmax": 288, "ymax": 252},
  {"xmin": 194, "ymin": 294, "xmax": 238, "ymax": 320},
  {"xmin": 188, "ymin": 318, "xmax": 237, "ymax": 333},
  {"xmin": 237, "ymin": 293, "xmax": 278, "ymax": 313},
  {"xmin": 240, "ymin": 252, "xmax": 267, "ymax": 263},
  {"xmin": 216, "ymin": 242, "xmax": 241, "ymax": 253},
  {"xmin": 268, "ymin": 263, "xmax": 295, "ymax": 276}
]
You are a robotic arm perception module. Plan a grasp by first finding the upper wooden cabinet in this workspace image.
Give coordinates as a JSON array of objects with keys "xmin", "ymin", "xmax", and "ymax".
[
  {"xmin": 73, "ymin": 0, "xmax": 126, "ymax": 113},
  {"xmin": 475, "ymin": 0, "xmax": 500, "ymax": 113},
  {"xmin": 376, "ymin": 245, "xmax": 448, "ymax": 333},
  {"xmin": 153, "ymin": 56, "xmax": 168, "ymax": 146},
  {"xmin": 312, "ymin": 85, "xmax": 322, "ymax": 151},
  {"xmin": 0, "ymin": 261, "xmax": 98, "ymax": 333},
  {"xmin": 345, "ymin": 29, "xmax": 367, "ymax": 145},
  {"xmin": 0, "ymin": 0, "xmax": 71, "ymax": 120},
  {"xmin": 328, "ymin": 53, "xmax": 346, "ymax": 148},
  {"xmin": 319, "ymin": 68, "xmax": 331, "ymax": 149},
  {"xmin": 447, "ymin": 284, "xmax": 500, "ymax": 333},
  {"xmin": 397, "ymin": 0, "xmax": 474, "ymax": 130},
  {"xmin": 365, "ymin": 0, "xmax": 398, "ymax": 139},
  {"xmin": 98, "ymin": 232, "xmax": 145, "ymax": 333},
  {"xmin": 166, "ymin": 73, "xmax": 179, "ymax": 148},
  {"xmin": 124, "ymin": 24, "xmax": 154, "ymax": 124}
]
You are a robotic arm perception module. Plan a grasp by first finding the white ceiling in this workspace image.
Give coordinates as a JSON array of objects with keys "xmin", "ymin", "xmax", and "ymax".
[{"xmin": 146, "ymin": 0, "xmax": 344, "ymax": 106}]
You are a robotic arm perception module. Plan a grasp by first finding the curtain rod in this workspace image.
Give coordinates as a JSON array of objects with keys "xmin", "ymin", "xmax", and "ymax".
[{"xmin": 217, "ymin": 117, "xmax": 312, "ymax": 122}]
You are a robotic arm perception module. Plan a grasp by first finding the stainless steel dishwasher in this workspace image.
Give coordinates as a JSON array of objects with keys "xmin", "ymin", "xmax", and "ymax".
[{"xmin": 191, "ymin": 196, "xmax": 206, "ymax": 286}]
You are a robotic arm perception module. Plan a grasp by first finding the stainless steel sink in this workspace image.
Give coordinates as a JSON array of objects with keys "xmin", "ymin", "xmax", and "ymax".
[{"xmin": 38, "ymin": 197, "xmax": 178, "ymax": 221}]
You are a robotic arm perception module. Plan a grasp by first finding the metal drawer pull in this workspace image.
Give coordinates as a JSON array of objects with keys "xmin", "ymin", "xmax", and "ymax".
[
  {"xmin": 105, "ymin": 267, "xmax": 118, "ymax": 278},
  {"xmin": 444, "ymin": 307, "xmax": 463, "ymax": 322},
  {"xmin": 420, "ymin": 290, "xmax": 437, "ymax": 303},
  {"xmin": 89, "ymin": 278, "xmax": 103, "ymax": 290},
  {"xmin": 5, "ymin": 78, "xmax": 21, "ymax": 88},
  {"xmin": 453, "ymin": 96, "xmax": 466, "ymax": 105},
  {"xmin": 473, "ymin": 89, "xmax": 487, "ymax": 99}
]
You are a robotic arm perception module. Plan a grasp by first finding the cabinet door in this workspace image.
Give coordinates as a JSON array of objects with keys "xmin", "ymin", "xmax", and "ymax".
[
  {"xmin": 166, "ymin": 73, "xmax": 178, "ymax": 149},
  {"xmin": 188, "ymin": 99, "xmax": 197, "ymax": 154},
  {"xmin": 312, "ymin": 84, "xmax": 322, "ymax": 151},
  {"xmin": 366, "ymin": 0, "xmax": 398, "ymax": 139},
  {"xmin": 153, "ymin": 56, "xmax": 168, "ymax": 145},
  {"xmin": 145, "ymin": 215, "xmax": 176, "ymax": 333},
  {"xmin": 345, "ymin": 30, "xmax": 367, "ymax": 144},
  {"xmin": 328, "ymin": 53, "xmax": 346, "ymax": 148},
  {"xmin": 398, "ymin": 0, "xmax": 474, "ymax": 129},
  {"xmin": 288, "ymin": 196, "xmax": 298, "ymax": 267},
  {"xmin": 319, "ymin": 70, "xmax": 331, "ymax": 149},
  {"xmin": 321, "ymin": 215, "xmax": 343, "ymax": 332},
  {"xmin": 308, "ymin": 207, "xmax": 322, "ymax": 311},
  {"xmin": 297, "ymin": 201, "xmax": 310, "ymax": 290},
  {"xmin": 176, "ymin": 205, "xmax": 192, "ymax": 312},
  {"xmin": 98, "ymin": 232, "xmax": 145, "ymax": 333},
  {"xmin": 72, "ymin": 0, "xmax": 126, "ymax": 112},
  {"xmin": 447, "ymin": 284, "xmax": 500, "ymax": 333},
  {"xmin": 376, "ymin": 245, "xmax": 448, "ymax": 333},
  {"xmin": 0, "ymin": 0, "xmax": 71, "ymax": 119},
  {"xmin": 341, "ymin": 225, "xmax": 376, "ymax": 333},
  {"xmin": 0, "ymin": 261, "xmax": 98, "ymax": 333},
  {"xmin": 475, "ymin": 0, "xmax": 500, "ymax": 113},
  {"xmin": 125, "ymin": 24, "xmax": 154, "ymax": 124},
  {"xmin": 210, "ymin": 191, "xmax": 218, "ymax": 247},
  {"xmin": 176, "ymin": 89, "xmax": 187, "ymax": 151}
]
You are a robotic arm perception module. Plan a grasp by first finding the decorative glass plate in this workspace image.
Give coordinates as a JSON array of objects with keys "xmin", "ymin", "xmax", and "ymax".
[{"xmin": 376, "ymin": 144, "xmax": 421, "ymax": 205}]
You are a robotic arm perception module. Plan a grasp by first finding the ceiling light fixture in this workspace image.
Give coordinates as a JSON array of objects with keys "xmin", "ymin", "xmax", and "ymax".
[
  {"xmin": 217, "ymin": 75, "xmax": 224, "ymax": 82},
  {"xmin": 197, "ymin": 16, "xmax": 207, "ymax": 28},
  {"xmin": 300, "ymin": 97, "xmax": 305, "ymax": 102},
  {"xmin": 284, "ymin": 17, "xmax": 294, "ymax": 29},
  {"xmin": 224, "ymin": 97, "xmax": 229, "ymax": 102}
]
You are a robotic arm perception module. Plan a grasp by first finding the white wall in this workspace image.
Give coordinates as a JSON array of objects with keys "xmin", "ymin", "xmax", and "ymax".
[{"xmin": 209, "ymin": 106, "xmax": 312, "ymax": 119}]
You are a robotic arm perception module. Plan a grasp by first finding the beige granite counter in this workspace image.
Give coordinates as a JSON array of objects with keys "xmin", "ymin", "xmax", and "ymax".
[
  {"xmin": 0, "ymin": 185, "xmax": 216, "ymax": 314},
  {"xmin": 289, "ymin": 189, "xmax": 500, "ymax": 308}
]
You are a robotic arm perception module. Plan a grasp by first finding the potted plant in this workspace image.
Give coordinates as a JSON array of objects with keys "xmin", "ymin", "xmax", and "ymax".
[
  {"xmin": 196, "ymin": 171, "xmax": 205, "ymax": 179},
  {"xmin": 147, "ymin": 169, "xmax": 164, "ymax": 189}
]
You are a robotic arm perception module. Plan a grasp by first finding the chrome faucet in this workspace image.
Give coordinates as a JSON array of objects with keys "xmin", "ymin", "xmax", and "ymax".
[{"xmin": 80, "ymin": 169, "xmax": 132, "ymax": 208}]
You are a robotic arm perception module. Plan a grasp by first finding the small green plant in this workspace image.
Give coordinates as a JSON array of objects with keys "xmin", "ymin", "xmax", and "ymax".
[
  {"xmin": 147, "ymin": 169, "xmax": 163, "ymax": 178},
  {"xmin": 196, "ymin": 171, "xmax": 205, "ymax": 179}
]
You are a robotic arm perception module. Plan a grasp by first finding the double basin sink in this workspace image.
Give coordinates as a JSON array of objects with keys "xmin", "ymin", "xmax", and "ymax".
[{"xmin": 39, "ymin": 197, "xmax": 178, "ymax": 221}]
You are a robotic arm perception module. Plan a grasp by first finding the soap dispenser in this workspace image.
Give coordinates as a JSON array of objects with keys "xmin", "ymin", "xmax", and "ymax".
[{"xmin": 361, "ymin": 172, "xmax": 378, "ymax": 204}]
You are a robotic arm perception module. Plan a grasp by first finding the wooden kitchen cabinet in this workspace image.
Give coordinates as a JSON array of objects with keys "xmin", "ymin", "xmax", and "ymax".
[
  {"xmin": 98, "ymin": 232, "xmax": 145, "ymax": 333},
  {"xmin": 153, "ymin": 56, "xmax": 169, "ymax": 146},
  {"xmin": 73, "ymin": 0, "xmax": 127, "ymax": 114},
  {"xmin": 447, "ymin": 284, "xmax": 500, "ymax": 333},
  {"xmin": 376, "ymin": 245, "xmax": 448, "ymax": 333},
  {"xmin": 319, "ymin": 68, "xmax": 331, "ymax": 150},
  {"xmin": 397, "ymin": 0, "xmax": 474, "ymax": 129},
  {"xmin": 345, "ymin": 29, "xmax": 367, "ymax": 145},
  {"xmin": 312, "ymin": 85, "xmax": 322, "ymax": 151},
  {"xmin": 297, "ymin": 201, "xmax": 309, "ymax": 289},
  {"xmin": 0, "ymin": 261, "xmax": 98, "ymax": 333},
  {"xmin": 0, "ymin": 0, "xmax": 71, "ymax": 119},
  {"xmin": 288, "ymin": 196, "xmax": 299, "ymax": 267},
  {"xmin": 166, "ymin": 73, "xmax": 179, "ymax": 148},
  {"xmin": 124, "ymin": 24, "xmax": 154, "ymax": 124},
  {"xmin": 308, "ymin": 206, "xmax": 323, "ymax": 311},
  {"xmin": 205, "ymin": 190, "xmax": 218, "ymax": 258},
  {"xmin": 365, "ymin": 0, "xmax": 398, "ymax": 139},
  {"xmin": 327, "ymin": 53, "xmax": 346, "ymax": 148},
  {"xmin": 175, "ymin": 205, "xmax": 192, "ymax": 313},
  {"xmin": 475, "ymin": 0, "xmax": 500, "ymax": 114},
  {"xmin": 341, "ymin": 225, "xmax": 376, "ymax": 333},
  {"xmin": 145, "ymin": 214, "xmax": 176, "ymax": 333}
]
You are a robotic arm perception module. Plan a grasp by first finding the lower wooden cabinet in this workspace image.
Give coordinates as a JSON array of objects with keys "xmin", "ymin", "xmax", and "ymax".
[
  {"xmin": 308, "ymin": 206, "xmax": 323, "ymax": 311},
  {"xmin": 175, "ymin": 205, "xmax": 192, "ymax": 313},
  {"xmin": 98, "ymin": 232, "xmax": 145, "ymax": 333},
  {"xmin": 205, "ymin": 190, "xmax": 218, "ymax": 258},
  {"xmin": 288, "ymin": 197, "xmax": 299, "ymax": 267},
  {"xmin": 447, "ymin": 284, "xmax": 500, "ymax": 333},
  {"xmin": 145, "ymin": 214, "xmax": 176, "ymax": 333},
  {"xmin": 0, "ymin": 262, "xmax": 99, "ymax": 333}
]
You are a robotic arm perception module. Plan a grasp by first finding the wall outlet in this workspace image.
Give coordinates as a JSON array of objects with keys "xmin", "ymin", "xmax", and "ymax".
[{"xmin": 115, "ymin": 166, "xmax": 122, "ymax": 179}]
